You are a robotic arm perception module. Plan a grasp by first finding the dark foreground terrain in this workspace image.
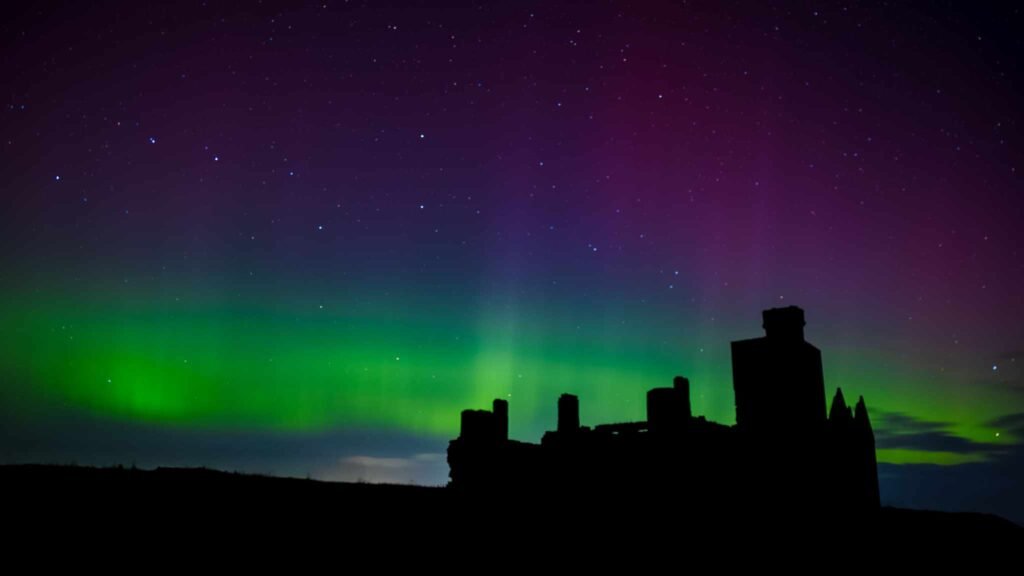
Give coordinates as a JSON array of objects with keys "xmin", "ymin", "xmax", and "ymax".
[{"xmin": 2, "ymin": 464, "xmax": 1018, "ymax": 552}]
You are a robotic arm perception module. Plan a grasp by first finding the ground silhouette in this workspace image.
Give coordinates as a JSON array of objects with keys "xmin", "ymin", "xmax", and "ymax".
[{"xmin": 1, "ymin": 463, "xmax": 1018, "ymax": 548}]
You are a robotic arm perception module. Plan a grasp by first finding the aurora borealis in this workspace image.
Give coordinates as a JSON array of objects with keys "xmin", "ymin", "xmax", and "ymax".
[{"xmin": 1, "ymin": 1, "xmax": 1023, "ymax": 521}]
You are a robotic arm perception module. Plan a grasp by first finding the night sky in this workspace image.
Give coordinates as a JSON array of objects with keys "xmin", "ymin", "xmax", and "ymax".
[{"xmin": 1, "ymin": 1, "xmax": 1022, "ymax": 522}]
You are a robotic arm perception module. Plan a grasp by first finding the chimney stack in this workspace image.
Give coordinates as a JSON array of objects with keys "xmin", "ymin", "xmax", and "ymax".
[{"xmin": 762, "ymin": 306, "xmax": 806, "ymax": 341}]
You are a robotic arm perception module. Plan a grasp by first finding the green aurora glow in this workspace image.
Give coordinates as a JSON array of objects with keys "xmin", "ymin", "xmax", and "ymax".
[{"xmin": 2, "ymin": 290, "xmax": 1016, "ymax": 468}]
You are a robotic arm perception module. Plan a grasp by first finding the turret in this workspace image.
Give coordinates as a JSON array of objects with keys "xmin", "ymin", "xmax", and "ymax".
[
  {"xmin": 674, "ymin": 376, "xmax": 692, "ymax": 419},
  {"xmin": 558, "ymin": 393, "xmax": 580, "ymax": 433},
  {"xmin": 493, "ymin": 398, "xmax": 509, "ymax": 441}
]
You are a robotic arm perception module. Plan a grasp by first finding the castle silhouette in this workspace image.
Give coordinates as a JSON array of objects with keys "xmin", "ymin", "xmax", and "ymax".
[{"xmin": 447, "ymin": 306, "xmax": 881, "ymax": 513}]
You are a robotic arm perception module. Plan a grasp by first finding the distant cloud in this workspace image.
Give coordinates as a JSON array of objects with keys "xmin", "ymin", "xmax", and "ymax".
[
  {"xmin": 988, "ymin": 412, "xmax": 1024, "ymax": 435},
  {"xmin": 875, "ymin": 411, "xmax": 948, "ymax": 435},
  {"xmin": 343, "ymin": 456, "xmax": 420, "ymax": 470},
  {"xmin": 319, "ymin": 453, "xmax": 447, "ymax": 485},
  {"xmin": 874, "ymin": 410, "xmax": 1005, "ymax": 455}
]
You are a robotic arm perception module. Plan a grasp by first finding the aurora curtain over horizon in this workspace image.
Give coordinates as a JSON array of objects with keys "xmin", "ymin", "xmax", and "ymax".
[{"xmin": 1, "ymin": 1, "xmax": 1023, "ymax": 522}]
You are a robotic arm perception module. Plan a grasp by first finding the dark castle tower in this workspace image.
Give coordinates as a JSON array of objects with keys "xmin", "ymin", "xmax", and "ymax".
[
  {"xmin": 558, "ymin": 393, "xmax": 580, "ymax": 433},
  {"xmin": 493, "ymin": 398, "xmax": 508, "ymax": 442},
  {"xmin": 730, "ymin": 306, "xmax": 827, "ymax": 437}
]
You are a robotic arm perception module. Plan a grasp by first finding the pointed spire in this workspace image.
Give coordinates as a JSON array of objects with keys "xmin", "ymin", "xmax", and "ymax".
[
  {"xmin": 829, "ymin": 388, "xmax": 851, "ymax": 422},
  {"xmin": 854, "ymin": 396, "xmax": 872, "ymax": 430}
]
